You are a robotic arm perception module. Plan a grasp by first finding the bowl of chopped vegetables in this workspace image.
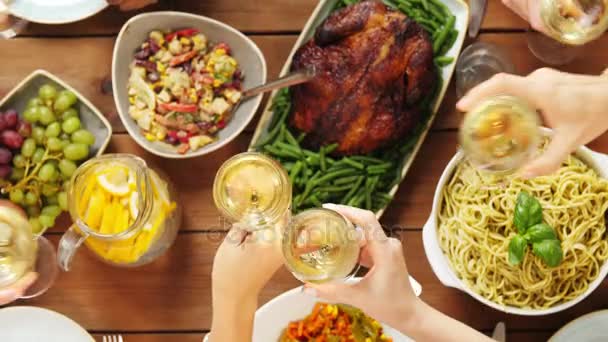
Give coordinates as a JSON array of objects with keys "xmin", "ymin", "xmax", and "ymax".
[{"xmin": 112, "ymin": 11, "xmax": 267, "ymax": 158}]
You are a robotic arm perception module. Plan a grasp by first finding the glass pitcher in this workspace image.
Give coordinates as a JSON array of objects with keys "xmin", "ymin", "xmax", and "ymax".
[{"xmin": 57, "ymin": 154, "xmax": 181, "ymax": 271}]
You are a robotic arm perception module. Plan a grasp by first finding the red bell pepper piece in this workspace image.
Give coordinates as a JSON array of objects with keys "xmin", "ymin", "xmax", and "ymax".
[
  {"xmin": 169, "ymin": 50, "xmax": 198, "ymax": 67},
  {"xmin": 158, "ymin": 102, "xmax": 198, "ymax": 113},
  {"xmin": 165, "ymin": 32, "xmax": 177, "ymax": 41},
  {"xmin": 176, "ymin": 28, "xmax": 199, "ymax": 38}
]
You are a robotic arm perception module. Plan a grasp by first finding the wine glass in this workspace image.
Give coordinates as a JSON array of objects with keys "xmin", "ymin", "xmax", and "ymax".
[
  {"xmin": 282, "ymin": 208, "xmax": 360, "ymax": 283},
  {"xmin": 213, "ymin": 152, "xmax": 292, "ymax": 231},
  {"xmin": 527, "ymin": 0, "xmax": 608, "ymax": 65},
  {"xmin": 455, "ymin": 42, "xmax": 516, "ymax": 99}
]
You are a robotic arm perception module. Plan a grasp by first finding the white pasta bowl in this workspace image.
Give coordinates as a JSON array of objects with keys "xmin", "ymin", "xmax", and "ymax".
[
  {"xmin": 422, "ymin": 128, "xmax": 608, "ymax": 316},
  {"xmin": 112, "ymin": 12, "xmax": 267, "ymax": 159}
]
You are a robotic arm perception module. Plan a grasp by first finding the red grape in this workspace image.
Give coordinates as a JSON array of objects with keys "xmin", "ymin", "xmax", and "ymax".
[
  {"xmin": 4, "ymin": 109, "xmax": 18, "ymax": 128},
  {"xmin": 16, "ymin": 121, "xmax": 32, "ymax": 138},
  {"xmin": 1, "ymin": 130, "xmax": 23, "ymax": 149},
  {"xmin": 0, "ymin": 165, "xmax": 11, "ymax": 179},
  {"xmin": 0, "ymin": 115, "xmax": 6, "ymax": 132},
  {"xmin": 0, "ymin": 148, "xmax": 11, "ymax": 164}
]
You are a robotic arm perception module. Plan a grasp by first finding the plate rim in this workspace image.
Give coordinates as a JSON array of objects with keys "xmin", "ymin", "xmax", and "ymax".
[
  {"xmin": 0, "ymin": 306, "xmax": 93, "ymax": 341},
  {"xmin": 549, "ymin": 309, "xmax": 608, "ymax": 341},
  {"xmin": 8, "ymin": 0, "xmax": 108, "ymax": 25}
]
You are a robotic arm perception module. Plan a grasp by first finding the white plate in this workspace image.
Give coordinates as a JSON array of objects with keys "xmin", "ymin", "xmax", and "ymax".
[
  {"xmin": 7, "ymin": 0, "xmax": 108, "ymax": 24},
  {"xmin": 252, "ymin": 276, "xmax": 422, "ymax": 342},
  {"xmin": 0, "ymin": 306, "xmax": 93, "ymax": 342},
  {"xmin": 550, "ymin": 310, "xmax": 608, "ymax": 342}
]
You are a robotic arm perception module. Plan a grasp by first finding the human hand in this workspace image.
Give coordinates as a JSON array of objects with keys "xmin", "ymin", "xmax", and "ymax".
[
  {"xmin": 457, "ymin": 68, "xmax": 608, "ymax": 178},
  {"xmin": 212, "ymin": 225, "xmax": 284, "ymax": 303},
  {"xmin": 302, "ymin": 204, "xmax": 421, "ymax": 331},
  {"xmin": 0, "ymin": 272, "xmax": 37, "ymax": 305},
  {"xmin": 106, "ymin": 0, "xmax": 157, "ymax": 11},
  {"xmin": 501, "ymin": 0, "xmax": 548, "ymax": 34}
]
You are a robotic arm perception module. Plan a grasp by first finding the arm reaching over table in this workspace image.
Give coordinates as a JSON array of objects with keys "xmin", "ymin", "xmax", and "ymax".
[
  {"xmin": 209, "ymin": 225, "xmax": 284, "ymax": 342},
  {"xmin": 303, "ymin": 204, "xmax": 492, "ymax": 342},
  {"xmin": 457, "ymin": 68, "xmax": 608, "ymax": 178},
  {"xmin": 106, "ymin": 0, "xmax": 157, "ymax": 11}
]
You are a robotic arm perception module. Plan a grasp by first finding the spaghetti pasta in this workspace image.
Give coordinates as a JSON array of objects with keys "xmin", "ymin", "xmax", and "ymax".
[{"xmin": 438, "ymin": 153, "xmax": 608, "ymax": 309}]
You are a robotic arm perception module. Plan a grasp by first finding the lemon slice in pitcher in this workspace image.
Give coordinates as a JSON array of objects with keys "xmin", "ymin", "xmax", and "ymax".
[{"xmin": 97, "ymin": 166, "xmax": 132, "ymax": 196}]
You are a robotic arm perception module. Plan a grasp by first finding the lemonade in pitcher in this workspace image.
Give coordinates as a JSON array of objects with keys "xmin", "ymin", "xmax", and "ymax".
[{"xmin": 58, "ymin": 154, "xmax": 181, "ymax": 270}]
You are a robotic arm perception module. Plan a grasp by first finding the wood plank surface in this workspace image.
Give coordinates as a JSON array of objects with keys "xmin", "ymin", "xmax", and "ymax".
[{"xmin": 27, "ymin": 232, "xmax": 608, "ymax": 333}]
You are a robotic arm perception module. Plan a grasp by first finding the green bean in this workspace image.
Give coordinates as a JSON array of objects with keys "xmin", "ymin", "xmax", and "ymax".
[
  {"xmin": 289, "ymin": 161, "xmax": 303, "ymax": 183},
  {"xmin": 341, "ymin": 158, "xmax": 365, "ymax": 170},
  {"xmin": 343, "ymin": 176, "xmax": 364, "ymax": 204},
  {"xmin": 324, "ymin": 143, "xmax": 339, "ymax": 155},
  {"xmin": 309, "ymin": 195, "xmax": 322, "ymax": 207},
  {"xmin": 320, "ymin": 146, "xmax": 327, "ymax": 172},
  {"xmin": 438, "ymin": 29, "xmax": 459, "ymax": 56},
  {"xmin": 284, "ymin": 128, "xmax": 300, "ymax": 148},
  {"xmin": 264, "ymin": 145, "xmax": 295, "ymax": 159},
  {"xmin": 276, "ymin": 141, "xmax": 303, "ymax": 157},
  {"xmin": 334, "ymin": 175, "xmax": 362, "ymax": 185},
  {"xmin": 434, "ymin": 56, "xmax": 454, "ymax": 67},
  {"xmin": 297, "ymin": 132, "xmax": 306, "ymax": 143},
  {"xmin": 318, "ymin": 184, "xmax": 353, "ymax": 193},
  {"xmin": 367, "ymin": 162, "xmax": 393, "ymax": 170},
  {"xmin": 315, "ymin": 169, "xmax": 359, "ymax": 186},
  {"xmin": 415, "ymin": 17, "xmax": 439, "ymax": 30},
  {"xmin": 350, "ymin": 155, "xmax": 384, "ymax": 164},
  {"xmin": 433, "ymin": 15, "xmax": 455, "ymax": 53}
]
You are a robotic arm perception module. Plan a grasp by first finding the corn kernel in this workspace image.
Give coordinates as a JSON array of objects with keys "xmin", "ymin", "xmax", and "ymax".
[
  {"xmin": 129, "ymin": 96, "xmax": 135, "ymax": 105},
  {"xmin": 145, "ymin": 133, "xmax": 156, "ymax": 141},
  {"xmin": 179, "ymin": 37, "xmax": 191, "ymax": 45},
  {"xmin": 156, "ymin": 130, "xmax": 167, "ymax": 140},
  {"xmin": 215, "ymin": 48, "xmax": 226, "ymax": 56},
  {"xmin": 213, "ymin": 79, "xmax": 221, "ymax": 87},
  {"xmin": 156, "ymin": 62, "xmax": 166, "ymax": 73}
]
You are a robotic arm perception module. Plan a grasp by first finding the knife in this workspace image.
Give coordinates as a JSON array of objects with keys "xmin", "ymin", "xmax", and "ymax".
[
  {"xmin": 468, "ymin": 0, "xmax": 488, "ymax": 39},
  {"xmin": 491, "ymin": 322, "xmax": 506, "ymax": 342}
]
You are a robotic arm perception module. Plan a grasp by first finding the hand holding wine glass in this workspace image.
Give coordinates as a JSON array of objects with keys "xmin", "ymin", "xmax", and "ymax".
[
  {"xmin": 0, "ymin": 272, "xmax": 37, "ymax": 305},
  {"xmin": 303, "ymin": 204, "xmax": 492, "ymax": 342},
  {"xmin": 501, "ymin": 0, "xmax": 548, "ymax": 34},
  {"xmin": 209, "ymin": 224, "xmax": 283, "ymax": 342},
  {"xmin": 458, "ymin": 69, "xmax": 608, "ymax": 178}
]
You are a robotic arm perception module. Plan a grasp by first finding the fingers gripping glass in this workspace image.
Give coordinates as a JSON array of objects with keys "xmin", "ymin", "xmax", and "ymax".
[{"xmin": 0, "ymin": 1, "xmax": 28, "ymax": 39}]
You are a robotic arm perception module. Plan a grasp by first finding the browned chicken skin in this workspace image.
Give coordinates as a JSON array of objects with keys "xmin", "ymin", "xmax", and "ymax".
[{"xmin": 290, "ymin": 0, "xmax": 436, "ymax": 156}]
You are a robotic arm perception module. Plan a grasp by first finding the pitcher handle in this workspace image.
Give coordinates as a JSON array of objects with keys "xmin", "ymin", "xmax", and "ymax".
[
  {"xmin": 0, "ymin": 2, "xmax": 28, "ymax": 39},
  {"xmin": 57, "ymin": 224, "xmax": 88, "ymax": 271}
]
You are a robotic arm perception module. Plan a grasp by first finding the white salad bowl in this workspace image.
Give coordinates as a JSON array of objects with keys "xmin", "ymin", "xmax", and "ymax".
[
  {"xmin": 422, "ymin": 128, "xmax": 608, "ymax": 316},
  {"xmin": 112, "ymin": 11, "xmax": 267, "ymax": 159}
]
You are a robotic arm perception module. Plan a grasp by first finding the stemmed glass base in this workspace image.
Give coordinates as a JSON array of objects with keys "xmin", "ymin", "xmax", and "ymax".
[
  {"xmin": 21, "ymin": 236, "xmax": 58, "ymax": 299},
  {"xmin": 526, "ymin": 29, "xmax": 583, "ymax": 66}
]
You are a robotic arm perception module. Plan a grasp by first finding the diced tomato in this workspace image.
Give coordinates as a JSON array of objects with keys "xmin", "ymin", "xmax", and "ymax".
[
  {"xmin": 215, "ymin": 42, "xmax": 231, "ymax": 54},
  {"xmin": 158, "ymin": 102, "xmax": 198, "ymax": 113},
  {"xmin": 169, "ymin": 50, "xmax": 198, "ymax": 67},
  {"xmin": 165, "ymin": 32, "xmax": 177, "ymax": 41},
  {"xmin": 167, "ymin": 130, "xmax": 179, "ymax": 140},
  {"xmin": 176, "ymin": 130, "xmax": 192, "ymax": 144},
  {"xmin": 217, "ymin": 119, "xmax": 226, "ymax": 129},
  {"xmin": 176, "ymin": 28, "xmax": 199, "ymax": 38}
]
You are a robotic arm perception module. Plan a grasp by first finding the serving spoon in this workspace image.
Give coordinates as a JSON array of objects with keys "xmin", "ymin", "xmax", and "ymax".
[{"xmin": 231, "ymin": 67, "xmax": 317, "ymax": 114}]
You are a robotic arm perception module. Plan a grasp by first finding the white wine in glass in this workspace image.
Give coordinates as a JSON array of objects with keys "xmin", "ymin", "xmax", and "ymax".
[
  {"xmin": 213, "ymin": 152, "xmax": 292, "ymax": 231},
  {"xmin": 528, "ymin": 0, "xmax": 608, "ymax": 65},
  {"xmin": 282, "ymin": 208, "xmax": 360, "ymax": 283}
]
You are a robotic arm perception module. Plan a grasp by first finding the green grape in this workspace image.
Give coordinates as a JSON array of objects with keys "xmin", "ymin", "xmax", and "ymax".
[
  {"xmin": 46, "ymin": 137, "xmax": 63, "ymax": 152},
  {"xmin": 71, "ymin": 129, "xmax": 95, "ymax": 145},
  {"xmin": 45, "ymin": 122, "xmax": 61, "ymax": 138},
  {"xmin": 38, "ymin": 163, "xmax": 57, "ymax": 182},
  {"xmin": 63, "ymin": 143, "xmax": 89, "ymax": 161},
  {"xmin": 26, "ymin": 97, "xmax": 43, "ymax": 109},
  {"xmin": 21, "ymin": 139, "xmax": 36, "ymax": 158},
  {"xmin": 39, "ymin": 84, "xmax": 58, "ymax": 101},
  {"xmin": 29, "ymin": 218, "xmax": 43, "ymax": 234},
  {"xmin": 49, "ymin": 170, "xmax": 59, "ymax": 182},
  {"xmin": 12, "ymin": 154, "xmax": 26, "ymax": 168},
  {"xmin": 10, "ymin": 168, "xmax": 24, "ymax": 181},
  {"xmin": 24, "ymin": 191, "xmax": 39, "ymax": 206},
  {"xmin": 32, "ymin": 126, "xmax": 45, "ymax": 144},
  {"xmin": 58, "ymin": 159, "xmax": 77, "ymax": 178},
  {"xmin": 23, "ymin": 106, "xmax": 40, "ymax": 123},
  {"xmin": 9, "ymin": 189, "xmax": 24, "ymax": 204},
  {"xmin": 38, "ymin": 215, "xmax": 55, "ymax": 229},
  {"xmin": 60, "ymin": 108, "xmax": 78, "ymax": 121},
  {"xmin": 26, "ymin": 205, "xmax": 41, "ymax": 217},
  {"xmin": 41, "ymin": 183, "xmax": 58, "ymax": 197},
  {"xmin": 38, "ymin": 106, "xmax": 56, "ymax": 126},
  {"xmin": 62, "ymin": 180, "xmax": 71, "ymax": 190},
  {"xmin": 32, "ymin": 148, "xmax": 45, "ymax": 163},
  {"xmin": 57, "ymin": 192, "xmax": 68, "ymax": 211},
  {"xmin": 41, "ymin": 205, "xmax": 61, "ymax": 218},
  {"xmin": 61, "ymin": 117, "xmax": 81, "ymax": 134},
  {"xmin": 59, "ymin": 133, "xmax": 70, "ymax": 141},
  {"xmin": 53, "ymin": 91, "xmax": 77, "ymax": 113},
  {"xmin": 44, "ymin": 194, "xmax": 59, "ymax": 205}
]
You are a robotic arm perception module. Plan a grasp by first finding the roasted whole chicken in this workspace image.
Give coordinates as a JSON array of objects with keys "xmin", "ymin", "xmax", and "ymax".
[{"xmin": 290, "ymin": 0, "xmax": 436, "ymax": 156}]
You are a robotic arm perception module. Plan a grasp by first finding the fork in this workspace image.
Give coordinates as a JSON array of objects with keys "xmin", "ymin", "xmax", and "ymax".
[{"xmin": 102, "ymin": 335, "xmax": 123, "ymax": 342}]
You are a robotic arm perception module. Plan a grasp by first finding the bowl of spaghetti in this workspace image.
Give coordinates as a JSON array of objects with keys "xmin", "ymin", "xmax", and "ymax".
[{"xmin": 423, "ymin": 128, "xmax": 608, "ymax": 315}]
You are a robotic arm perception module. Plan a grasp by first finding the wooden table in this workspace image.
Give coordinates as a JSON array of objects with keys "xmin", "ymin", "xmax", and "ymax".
[{"xmin": 2, "ymin": 1, "xmax": 608, "ymax": 341}]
